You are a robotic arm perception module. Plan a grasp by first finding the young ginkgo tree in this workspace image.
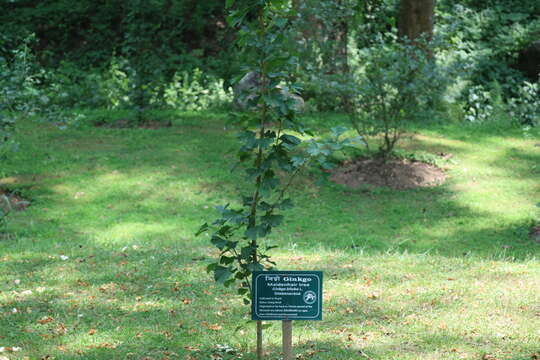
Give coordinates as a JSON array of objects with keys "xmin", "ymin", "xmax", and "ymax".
[{"xmin": 197, "ymin": 0, "xmax": 354, "ymax": 357}]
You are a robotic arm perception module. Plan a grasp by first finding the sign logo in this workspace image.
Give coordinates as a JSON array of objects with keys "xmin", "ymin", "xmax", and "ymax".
[{"xmin": 303, "ymin": 290, "xmax": 316, "ymax": 304}]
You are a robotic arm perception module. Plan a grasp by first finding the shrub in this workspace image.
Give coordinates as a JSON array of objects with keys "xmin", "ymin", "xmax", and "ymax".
[
  {"xmin": 508, "ymin": 80, "xmax": 540, "ymax": 126},
  {"xmin": 345, "ymin": 39, "xmax": 450, "ymax": 157},
  {"xmin": 163, "ymin": 68, "xmax": 232, "ymax": 111},
  {"xmin": 0, "ymin": 35, "xmax": 38, "ymax": 160}
]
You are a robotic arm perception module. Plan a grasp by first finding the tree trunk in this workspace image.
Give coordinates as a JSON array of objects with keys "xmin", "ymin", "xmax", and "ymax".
[
  {"xmin": 323, "ymin": 0, "xmax": 348, "ymax": 75},
  {"xmin": 398, "ymin": 0, "xmax": 435, "ymax": 43}
]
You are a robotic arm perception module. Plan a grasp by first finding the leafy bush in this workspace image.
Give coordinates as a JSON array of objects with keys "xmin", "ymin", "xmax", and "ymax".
[
  {"xmin": 437, "ymin": 1, "xmax": 540, "ymax": 124},
  {"xmin": 0, "ymin": 35, "xmax": 38, "ymax": 160},
  {"xmin": 19, "ymin": 58, "xmax": 232, "ymax": 115},
  {"xmin": 460, "ymin": 79, "xmax": 540, "ymax": 126},
  {"xmin": 462, "ymin": 83, "xmax": 503, "ymax": 123},
  {"xmin": 345, "ymin": 39, "xmax": 451, "ymax": 157},
  {"xmin": 508, "ymin": 80, "xmax": 540, "ymax": 126},
  {"xmin": 163, "ymin": 69, "xmax": 232, "ymax": 111}
]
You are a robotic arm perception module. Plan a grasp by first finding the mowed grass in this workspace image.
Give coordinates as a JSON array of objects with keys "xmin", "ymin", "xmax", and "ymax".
[{"xmin": 0, "ymin": 111, "xmax": 539, "ymax": 360}]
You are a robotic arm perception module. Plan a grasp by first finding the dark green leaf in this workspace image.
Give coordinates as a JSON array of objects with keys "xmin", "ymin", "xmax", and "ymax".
[
  {"xmin": 245, "ymin": 226, "xmax": 258, "ymax": 241},
  {"xmin": 195, "ymin": 223, "xmax": 208, "ymax": 236},
  {"xmin": 224, "ymin": 278, "xmax": 236, "ymax": 287},
  {"xmin": 238, "ymin": 287, "xmax": 249, "ymax": 295},
  {"xmin": 280, "ymin": 134, "xmax": 301, "ymax": 146},
  {"xmin": 247, "ymin": 263, "xmax": 264, "ymax": 272},
  {"xmin": 214, "ymin": 266, "xmax": 233, "ymax": 284},
  {"xmin": 262, "ymin": 214, "xmax": 283, "ymax": 227},
  {"xmin": 220, "ymin": 255, "xmax": 235, "ymax": 265},
  {"xmin": 207, "ymin": 262, "xmax": 218, "ymax": 273},
  {"xmin": 279, "ymin": 198, "xmax": 293, "ymax": 209},
  {"xmin": 211, "ymin": 235, "xmax": 228, "ymax": 250}
]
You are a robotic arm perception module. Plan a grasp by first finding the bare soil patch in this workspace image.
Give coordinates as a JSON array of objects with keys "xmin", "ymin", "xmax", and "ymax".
[{"xmin": 330, "ymin": 157, "xmax": 447, "ymax": 190}]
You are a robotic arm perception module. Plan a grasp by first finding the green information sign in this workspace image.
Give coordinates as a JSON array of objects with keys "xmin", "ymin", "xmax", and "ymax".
[{"xmin": 252, "ymin": 271, "xmax": 323, "ymax": 321}]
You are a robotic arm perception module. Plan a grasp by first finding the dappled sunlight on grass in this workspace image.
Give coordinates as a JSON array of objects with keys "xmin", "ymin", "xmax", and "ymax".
[
  {"xmin": 92, "ymin": 222, "xmax": 179, "ymax": 245},
  {"xmin": 0, "ymin": 113, "xmax": 538, "ymax": 359}
]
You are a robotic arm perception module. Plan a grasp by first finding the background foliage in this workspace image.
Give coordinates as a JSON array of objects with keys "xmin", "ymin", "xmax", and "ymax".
[{"xmin": 1, "ymin": 0, "xmax": 539, "ymax": 125}]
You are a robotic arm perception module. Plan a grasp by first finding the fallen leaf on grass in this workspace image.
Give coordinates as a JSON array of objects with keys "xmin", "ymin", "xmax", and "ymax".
[
  {"xmin": 55, "ymin": 323, "xmax": 67, "ymax": 335},
  {"xmin": 88, "ymin": 329, "xmax": 96, "ymax": 336},
  {"xmin": 77, "ymin": 280, "xmax": 89, "ymax": 287},
  {"xmin": 37, "ymin": 316, "xmax": 54, "ymax": 325},
  {"xmin": 201, "ymin": 322, "xmax": 222, "ymax": 331}
]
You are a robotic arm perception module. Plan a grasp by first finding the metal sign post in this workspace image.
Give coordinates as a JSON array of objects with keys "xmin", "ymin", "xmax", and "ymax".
[{"xmin": 252, "ymin": 271, "xmax": 323, "ymax": 359}]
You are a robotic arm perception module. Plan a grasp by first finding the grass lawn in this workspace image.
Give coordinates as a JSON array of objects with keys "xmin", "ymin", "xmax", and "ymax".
[{"xmin": 0, "ymin": 111, "xmax": 539, "ymax": 360}]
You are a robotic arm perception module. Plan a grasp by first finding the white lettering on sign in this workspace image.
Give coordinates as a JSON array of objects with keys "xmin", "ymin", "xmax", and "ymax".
[{"xmin": 283, "ymin": 276, "xmax": 312, "ymax": 283}]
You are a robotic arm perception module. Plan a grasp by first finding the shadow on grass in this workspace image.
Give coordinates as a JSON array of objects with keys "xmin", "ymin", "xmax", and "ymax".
[{"xmin": 0, "ymin": 111, "xmax": 539, "ymax": 358}]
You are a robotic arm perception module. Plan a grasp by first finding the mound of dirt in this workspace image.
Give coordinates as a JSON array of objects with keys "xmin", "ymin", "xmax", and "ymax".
[{"xmin": 330, "ymin": 157, "xmax": 446, "ymax": 190}]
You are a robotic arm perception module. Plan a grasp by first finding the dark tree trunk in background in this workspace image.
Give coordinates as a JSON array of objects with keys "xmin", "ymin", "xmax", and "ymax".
[
  {"xmin": 322, "ymin": 0, "xmax": 349, "ymax": 75},
  {"xmin": 331, "ymin": 16, "xmax": 349, "ymax": 75},
  {"xmin": 398, "ymin": 0, "xmax": 435, "ymax": 42}
]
